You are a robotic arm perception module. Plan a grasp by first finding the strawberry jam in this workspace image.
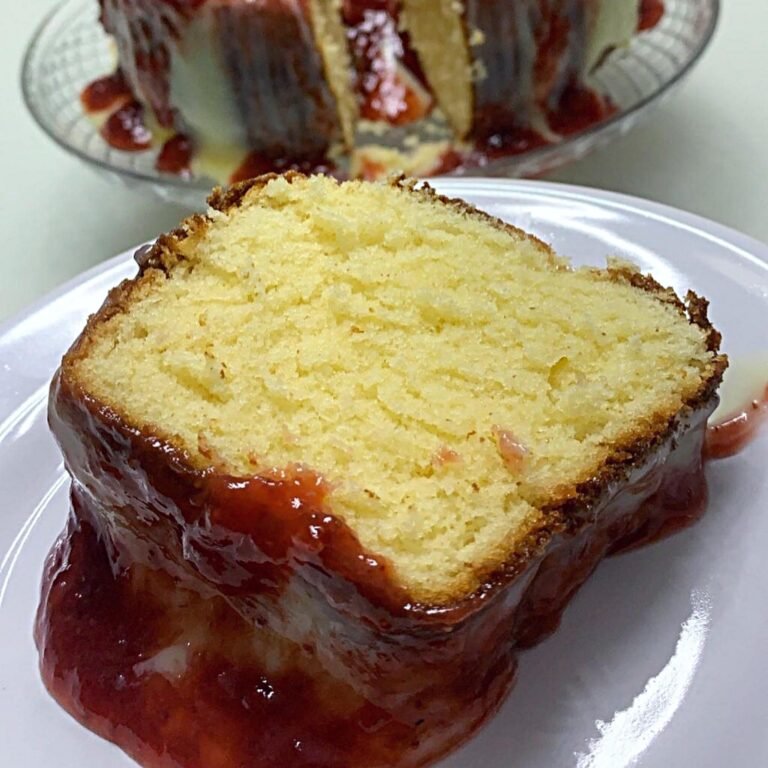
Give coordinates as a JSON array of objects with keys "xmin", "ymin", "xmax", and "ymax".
[
  {"xmin": 80, "ymin": 70, "xmax": 132, "ymax": 113},
  {"xmin": 156, "ymin": 134, "xmax": 193, "ymax": 176},
  {"xmin": 639, "ymin": 0, "xmax": 665, "ymax": 32},
  {"xmin": 37, "ymin": 365, "xmax": 729, "ymax": 768},
  {"xmin": 343, "ymin": 0, "xmax": 432, "ymax": 125},
  {"xmin": 100, "ymin": 101, "xmax": 152, "ymax": 152},
  {"xmin": 706, "ymin": 384, "xmax": 768, "ymax": 459}
]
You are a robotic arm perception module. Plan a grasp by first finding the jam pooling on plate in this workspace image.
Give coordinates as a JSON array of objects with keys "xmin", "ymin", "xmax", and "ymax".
[
  {"xmin": 37, "ymin": 367, "xmax": 741, "ymax": 768},
  {"xmin": 705, "ymin": 384, "xmax": 768, "ymax": 459},
  {"xmin": 343, "ymin": 0, "xmax": 432, "ymax": 125},
  {"xmin": 38, "ymin": 504, "xmax": 425, "ymax": 768}
]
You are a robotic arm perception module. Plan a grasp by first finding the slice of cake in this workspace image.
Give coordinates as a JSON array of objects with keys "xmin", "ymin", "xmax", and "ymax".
[{"xmin": 38, "ymin": 173, "xmax": 724, "ymax": 768}]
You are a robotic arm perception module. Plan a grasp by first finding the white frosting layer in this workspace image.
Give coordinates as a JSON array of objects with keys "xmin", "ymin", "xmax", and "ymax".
[
  {"xmin": 710, "ymin": 353, "xmax": 768, "ymax": 423},
  {"xmin": 585, "ymin": 0, "xmax": 641, "ymax": 74},
  {"xmin": 169, "ymin": 11, "xmax": 247, "ymax": 158}
]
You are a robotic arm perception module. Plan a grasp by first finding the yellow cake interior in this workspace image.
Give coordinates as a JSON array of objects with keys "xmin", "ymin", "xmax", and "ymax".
[
  {"xmin": 73, "ymin": 175, "xmax": 717, "ymax": 602},
  {"xmin": 401, "ymin": 0, "xmax": 474, "ymax": 137},
  {"xmin": 309, "ymin": 0, "xmax": 358, "ymax": 149}
]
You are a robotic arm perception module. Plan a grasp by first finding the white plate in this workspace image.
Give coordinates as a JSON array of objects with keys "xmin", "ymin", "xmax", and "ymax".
[{"xmin": 1, "ymin": 179, "xmax": 767, "ymax": 768}]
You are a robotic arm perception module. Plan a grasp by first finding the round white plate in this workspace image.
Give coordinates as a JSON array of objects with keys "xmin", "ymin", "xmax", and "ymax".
[{"xmin": 1, "ymin": 179, "xmax": 767, "ymax": 768}]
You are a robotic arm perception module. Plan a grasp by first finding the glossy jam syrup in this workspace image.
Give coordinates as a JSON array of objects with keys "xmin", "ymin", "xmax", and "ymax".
[
  {"xmin": 428, "ymin": 148, "xmax": 464, "ymax": 176},
  {"xmin": 532, "ymin": 2, "xmax": 571, "ymax": 104},
  {"xmin": 38, "ymin": 369, "xmax": 723, "ymax": 768},
  {"xmin": 37, "ymin": 506, "xmax": 427, "ymax": 768},
  {"xmin": 547, "ymin": 82, "xmax": 617, "ymax": 137},
  {"xmin": 38, "ymin": 507, "xmax": 515, "ymax": 768},
  {"xmin": 706, "ymin": 384, "xmax": 768, "ymax": 459},
  {"xmin": 230, "ymin": 152, "xmax": 338, "ymax": 185},
  {"xmin": 80, "ymin": 70, "xmax": 132, "ymax": 113},
  {"xmin": 156, "ymin": 134, "xmax": 193, "ymax": 176},
  {"xmin": 100, "ymin": 100, "xmax": 152, "ymax": 151},
  {"xmin": 443, "ymin": 83, "xmax": 615, "ymax": 177},
  {"xmin": 343, "ymin": 0, "xmax": 432, "ymax": 125},
  {"xmin": 639, "ymin": 0, "xmax": 665, "ymax": 32},
  {"xmin": 476, "ymin": 125, "xmax": 550, "ymax": 160}
]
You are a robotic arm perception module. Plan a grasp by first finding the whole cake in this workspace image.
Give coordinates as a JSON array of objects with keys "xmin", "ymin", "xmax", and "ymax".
[
  {"xmin": 39, "ymin": 173, "xmax": 724, "ymax": 768},
  {"xmin": 84, "ymin": 0, "xmax": 654, "ymax": 180}
]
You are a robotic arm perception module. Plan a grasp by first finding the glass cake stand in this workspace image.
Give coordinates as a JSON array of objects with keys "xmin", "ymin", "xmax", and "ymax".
[{"xmin": 22, "ymin": 0, "xmax": 719, "ymax": 210}]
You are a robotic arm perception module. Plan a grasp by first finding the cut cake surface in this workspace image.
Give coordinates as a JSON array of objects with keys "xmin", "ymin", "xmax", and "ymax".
[{"xmin": 60, "ymin": 173, "xmax": 725, "ymax": 604}]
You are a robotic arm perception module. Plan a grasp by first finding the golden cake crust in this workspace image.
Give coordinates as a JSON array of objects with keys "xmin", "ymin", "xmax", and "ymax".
[{"xmin": 59, "ymin": 173, "xmax": 727, "ymax": 607}]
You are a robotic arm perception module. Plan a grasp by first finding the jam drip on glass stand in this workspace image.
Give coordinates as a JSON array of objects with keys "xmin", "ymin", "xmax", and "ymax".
[
  {"xmin": 155, "ymin": 134, "xmax": 193, "ymax": 176},
  {"xmin": 80, "ymin": 70, "xmax": 190, "ymax": 168},
  {"xmin": 80, "ymin": 70, "xmax": 133, "ymax": 113},
  {"xmin": 230, "ymin": 152, "xmax": 337, "ymax": 185},
  {"xmin": 99, "ymin": 101, "xmax": 152, "ymax": 152},
  {"xmin": 639, "ymin": 0, "xmax": 665, "ymax": 32}
]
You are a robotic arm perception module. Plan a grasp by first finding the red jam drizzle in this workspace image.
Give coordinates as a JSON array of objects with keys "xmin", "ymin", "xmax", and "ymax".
[
  {"xmin": 37, "ymin": 369, "xmax": 738, "ymax": 768},
  {"xmin": 547, "ymin": 82, "xmax": 617, "ymax": 137},
  {"xmin": 155, "ymin": 133, "xmax": 193, "ymax": 176},
  {"xmin": 705, "ymin": 384, "xmax": 768, "ymax": 459},
  {"xmin": 200, "ymin": 468, "xmax": 407, "ymax": 611},
  {"xmin": 446, "ymin": 83, "xmax": 616, "ymax": 177},
  {"xmin": 98, "ymin": 0, "xmax": 200, "ymax": 129},
  {"xmin": 100, "ymin": 100, "xmax": 152, "ymax": 151},
  {"xmin": 38, "ymin": 504, "xmax": 420, "ymax": 768},
  {"xmin": 80, "ymin": 70, "xmax": 132, "ymax": 113},
  {"xmin": 478, "ymin": 125, "xmax": 550, "ymax": 159},
  {"xmin": 38, "ymin": 460, "xmax": 709, "ymax": 768},
  {"xmin": 638, "ymin": 0, "xmax": 665, "ymax": 32},
  {"xmin": 230, "ymin": 152, "xmax": 337, "ymax": 184},
  {"xmin": 429, "ymin": 148, "xmax": 464, "ymax": 176},
  {"xmin": 343, "ymin": 0, "xmax": 432, "ymax": 125}
]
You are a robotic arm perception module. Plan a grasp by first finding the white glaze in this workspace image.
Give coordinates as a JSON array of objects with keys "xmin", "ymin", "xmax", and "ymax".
[
  {"xmin": 710, "ymin": 353, "xmax": 768, "ymax": 424},
  {"xmin": 169, "ymin": 11, "xmax": 248, "ymax": 152},
  {"xmin": 584, "ymin": 0, "xmax": 641, "ymax": 74},
  {"xmin": 133, "ymin": 642, "xmax": 191, "ymax": 681}
]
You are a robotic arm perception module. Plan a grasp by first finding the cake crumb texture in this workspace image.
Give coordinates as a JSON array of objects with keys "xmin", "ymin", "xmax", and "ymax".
[{"xmin": 72, "ymin": 174, "xmax": 721, "ymax": 602}]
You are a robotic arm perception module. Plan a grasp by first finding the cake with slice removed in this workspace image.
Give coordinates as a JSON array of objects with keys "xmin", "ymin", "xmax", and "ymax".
[
  {"xmin": 89, "ymin": 0, "xmax": 647, "ymax": 179},
  {"xmin": 38, "ymin": 173, "xmax": 724, "ymax": 768}
]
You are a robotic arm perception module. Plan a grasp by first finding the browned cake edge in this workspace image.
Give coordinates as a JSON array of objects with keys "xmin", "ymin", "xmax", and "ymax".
[{"xmin": 57, "ymin": 172, "xmax": 728, "ymax": 608}]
